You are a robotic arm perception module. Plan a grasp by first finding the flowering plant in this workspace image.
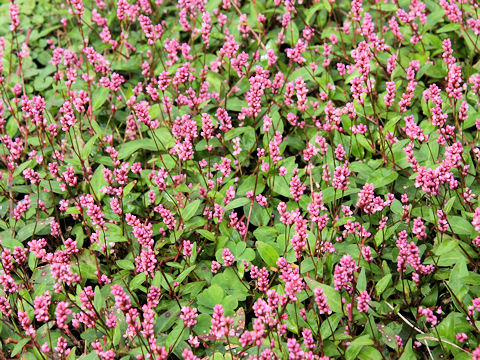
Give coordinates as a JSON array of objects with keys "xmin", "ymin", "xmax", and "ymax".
[{"xmin": 1, "ymin": 0, "xmax": 480, "ymax": 358}]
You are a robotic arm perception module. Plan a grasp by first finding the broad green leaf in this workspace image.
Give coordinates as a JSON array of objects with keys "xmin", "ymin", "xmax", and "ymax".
[
  {"xmin": 346, "ymin": 335, "xmax": 374, "ymax": 360},
  {"xmin": 257, "ymin": 241, "xmax": 279, "ymax": 268},
  {"xmin": 224, "ymin": 197, "xmax": 250, "ymax": 211},
  {"xmin": 197, "ymin": 284, "xmax": 225, "ymax": 310},
  {"xmin": 17, "ymin": 218, "xmax": 52, "ymax": 242},
  {"xmin": 177, "ymin": 265, "xmax": 196, "ymax": 283},
  {"xmin": 320, "ymin": 313, "xmax": 341, "ymax": 339},
  {"xmin": 182, "ymin": 199, "xmax": 201, "ymax": 221},
  {"xmin": 253, "ymin": 226, "xmax": 278, "ymax": 243},
  {"xmin": 117, "ymin": 259, "xmax": 135, "ymax": 271},
  {"xmin": 305, "ymin": 277, "xmax": 342, "ymax": 313},
  {"xmin": 118, "ymin": 139, "xmax": 158, "ymax": 160},
  {"xmin": 225, "ymin": 99, "xmax": 248, "ymax": 112},
  {"xmin": 376, "ymin": 274, "xmax": 392, "ymax": 296},
  {"xmin": 448, "ymin": 216, "xmax": 473, "ymax": 236},
  {"xmin": 212, "ymin": 268, "xmax": 249, "ymax": 301},
  {"xmin": 12, "ymin": 337, "xmax": 30, "ymax": 356},
  {"xmin": 81, "ymin": 135, "xmax": 98, "ymax": 161},
  {"xmin": 437, "ymin": 23, "xmax": 461, "ymax": 33},
  {"xmin": 92, "ymin": 87, "xmax": 110, "ymax": 111},
  {"xmin": 76, "ymin": 351, "xmax": 100, "ymax": 360},
  {"xmin": 357, "ymin": 267, "xmax": 366, "ymax": 291},
  {"xmin": 424, "ymin": 59, "xmax": 448, "ymax": 78},
  {"xmin": 358, "ymin": 346, "xmax": 383, "ymax": 360},
  {"xmin": 34, "ymin": 76, "xmax": 53, "ymax": 91},
  {"xmin": 433, "ymin": 237, "xmax": 458, "ymax": 256},
  {"xmin": 267, "ymin": 175, "xmax": 292, "ymax": 198},
  {"xmin": 196, "ymin": 229, "xmax": 215, "ymax": 242},
  {"xmin": 368, "ymin": 168, "xmax": 398, "ymax": 189},
  {"xmin": 377, "ymin": 323, "xmax": 398, "ymax": 350},
  {"xmin": 444, "ymin": 197, "xmax": 456, "ymax": 214},
  {"xmin": 156, "ymin": 304, "xmax": 181, "ymax": 332},
  {"xmin": 91, "ymin": 165, "xmax": 108, "ymax": 201}
]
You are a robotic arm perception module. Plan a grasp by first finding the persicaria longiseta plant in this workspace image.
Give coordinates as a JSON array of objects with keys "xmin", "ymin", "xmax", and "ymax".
[{"xmin": 1, "ymin": 0, "xmax": 480, "ymax": 358}]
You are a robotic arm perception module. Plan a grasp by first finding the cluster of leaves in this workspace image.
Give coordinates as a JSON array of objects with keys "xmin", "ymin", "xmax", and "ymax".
[{"xmin": 1, "ymin": 0, "xmax": 480, "ymax": 359}]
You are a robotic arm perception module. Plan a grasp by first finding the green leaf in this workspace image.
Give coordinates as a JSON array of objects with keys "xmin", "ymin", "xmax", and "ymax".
[
  {"xmin": 224, "ymin": 197, "xmax": 250, "ymax": 211},
  {"xmin": 91, "ymin": 119, "xmax": 103, "ymax": 136},
  {"xmin": 320, "ymin": 313, "xmax": 341, "ymax": 339},
  {"xmin": 368, "ymin": 168, "xmax": 398, "ymax": 189},
  {"xmin": 376, "ymin": 274, "xmax": 392, "ymax": 296},
  {"xmin": 305, "ymin": 1, "xmax": 325, "ymax": 23},
  {"xmin": 424, "ymin": 59, "xmax": 448, "ymax": 78},
  {"xmin": 376, "ymin": 2, "xmax": 397, "ymax": 11},
  {"xmin": 206, "ymin": 0, "xmax": 221, "ymax": 11},
  {"xmin": 322, "ymin": 186, "xmax": 358, "ymax": 204},
  {"xmin": 461, "ymin": 272, "xmax": 480, "ymax": 285},
  {"xmin": 358, "ymin": 346, "xmax": 383, "ymax": 360},
  {"xmin": 118, "ymin": 139, "xmax": 158, "ymax": 160},
  {"xmin": 237, "ymin": 175, "xmax": 264, "ymax": 197},
  {"xmin": 197, "ymin": 284, "xmax": 225, "ymax": 310},
  {"xmin": 305, "ymin": 277, "xmax": 342, "ymax": 313},
  {"xmin": 267, "ymin": 175, "xmax": 292, "ymax": 198},
  {"xmin": 444, "ymin": 197, "xmax": 456, "ymax": 214},
  {"xmin": 31, "ymin": 265, "xmax": 56, "ymax": 291},
  {"xmin": 0, "ymin": 234, "xmax": 23, "ymax": 249},
  {"xmin": 448, "ymin": 258, "xmax": 469, "ymax": 309},
  {"xmin": 149, "ymin": 104, "xmax": 160, "ymax": 119},
  {"xmin": 19, "ymin": 0, "xmax": 35, "ymax": 14},
  {"xmin": 130, "ymin": 272, "xmax": 146, "ymax": 290},
  {"xmin": 12, "ymin": 337, "xmax": 30, "ymax": 356},
  {"xmin": 93, "ymin": 286, "xmax": 105, "ymax": 312},
  {"xmin": 182, "ymin": 199, "xmax": 201, "ymax": 221},
  {"xmin": 357, "ymin": 267, "xmax": 367, "ymax": 291},
  {"xmin": 156, "ymin": 304, "xmax": 181, "ymax": 332},
  {"xmin": 193, "ymin": 313, "xmax": 212, "ymax": 334},
  {"xmin": 356, "ymin": 134, "xmax": 375, "ymax": 153},
  {"xmin": 224, "ymin": 126, "xmax": 250, "ymax": 141},
  {"xmin": 117, "ymin": 259, "xmax": 135, "ymax": 271},
  {"xmin": 449, "ymin": 258, "xmax": 468, "ymax": 283},
  {"xmin": 78, "ymin": 350, "xmax": 98, "ymax": 360},
  {"xmin": 77, "ymin": 250, "xmax": 98, "ymax": 281},
  {"xmin": 248, "ymin": 202, "xmax": 270, "ymax": 227},
  {"xmin": 334, "ymin": 216, "xmax": 355, "ymax": 227},
  {"xmin": 196, "ymin": 229, "xmax": 215, "ymax": 242},
  {"xmin": 448, "ymin": 216, "xmax": 473, "ymax": 235},
  {"xmin": 253, "ymin": 226, "xmax": 278, "ymax": 243},
  {"xmin": 346, "ymin": 335, "xmax": 374, "ymax": 360},
  {"xmin": 13, "ymin": 160, "xmax": 32, "ymax": 178},
  {"xmin": 399, "ymin": 339, "xmax": 417, "ymax": 360},
  {"xmin": 437, "ymin": 23, "xmax": 461, "ymax": 33},
  {"xmin": 81, "ymin": 135, "xmax": 98, "ymax": 161},
  {"xmin": 92, "ymin": 87, "xmax": 110, "ymax": 111},
  {"xmin": 257, "ymin": 241, "xmax": 279, "ymax": 268},
  {"xmin": 220, "ymin": 295, "xmax": 239, "ymax": 316},
  {"xmin": 375, "ymin": 223, "xmax": 400, "ymax": 246},
  {"xmin": 433, "ymin": 237, "xmax": 458, "ymax": 256},
  {"xmin": 377, "ymin": 323, "xmax": 398, "ymax": 350},
  {"xmin": 34, "ymin": 76, "xmax": 53, "ymax": 91},
  {"xmin": 16, "ymin": 218, "xmax": 52, "ymax": 242},
  {"xmin": 212, "ymin": 268, "xmax": 249, "ymax": 301},
  {"xmin": 91, "ymin": 165, "xmax": 108, "ymax": 201},
  {"xmin": 427, "ymin": 246, "xmax": 466, "ymax": 267},
  {"xmin": 150, "ymin": 127, "xmax": 175, "ymax": 149},
  {"xmin": 177, "ymin": 265, "xmax": 196, "ymax": 283},
  {"xmin": 383, "ymin": 114, "xmax": 402, "ymax": 132},
  {"xmin": 123, "ymin": 181, "xmax": 136, "ymax": 197},
  {"xmin": 225, "ymin": 99, "xmax": 248, "ymax": 112}
]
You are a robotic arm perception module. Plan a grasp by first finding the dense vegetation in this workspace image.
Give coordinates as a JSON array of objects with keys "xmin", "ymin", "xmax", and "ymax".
[{"xmin": 1, "ymin": 0, "xmax": 480, "ymax": 358}]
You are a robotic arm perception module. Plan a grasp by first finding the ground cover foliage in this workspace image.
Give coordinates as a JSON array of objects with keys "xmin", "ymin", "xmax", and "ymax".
[{"xmin": 1, "ymin": 0, "xmax": 480, "ymax": 358}]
